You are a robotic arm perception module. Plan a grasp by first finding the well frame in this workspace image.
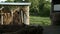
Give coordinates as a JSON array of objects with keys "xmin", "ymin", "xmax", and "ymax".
[{"xmin": 0, "ymin": 2, "xmax": 31, "ymax": 25}]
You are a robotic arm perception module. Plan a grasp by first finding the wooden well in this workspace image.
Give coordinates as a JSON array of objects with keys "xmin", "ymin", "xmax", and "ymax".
[{"xmin": 0, "ymin": 2, "xmax": 31, "ymax": 25}]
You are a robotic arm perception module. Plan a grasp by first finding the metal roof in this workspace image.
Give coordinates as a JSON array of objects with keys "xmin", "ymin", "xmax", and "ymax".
[{"xmin": 0, "ymin": 2, "xmax": 31, "ymax": 5}]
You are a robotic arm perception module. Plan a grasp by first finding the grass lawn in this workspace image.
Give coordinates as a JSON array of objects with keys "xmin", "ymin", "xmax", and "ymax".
[{"xmin": 30, "ymin": 16, "xmax": 51, "ymax": 26}]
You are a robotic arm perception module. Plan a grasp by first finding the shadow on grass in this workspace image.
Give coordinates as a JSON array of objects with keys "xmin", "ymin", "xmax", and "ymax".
[{"xmin": 0, "ymin": 24, "xmax": 43, "ymax": 34}]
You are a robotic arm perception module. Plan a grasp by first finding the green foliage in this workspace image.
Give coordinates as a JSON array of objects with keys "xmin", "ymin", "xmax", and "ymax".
[
  {"xmin": 39, "ymin": 0, "xmax": 51, "ymax": 17},
  {"xmin": 29, "ymin": 0, "xmax": 39, "ymax": 16},
  {"xmin": 30, "ymin": 7, "xmax": 39, "ymax": 16},
  {"xmin": 29, "ymin": 0, "xmax": 51, "ymax": 17},
  {"xmin": 6, "ymin": 0, "xmax": 14, "ymax": 2},
  {"xmin": 14, "ymin": 0, "xmax": 29, "ymax": 2}
]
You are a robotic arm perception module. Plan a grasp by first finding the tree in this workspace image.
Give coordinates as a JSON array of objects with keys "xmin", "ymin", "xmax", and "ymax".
[
  {"xmin": 29, "ymin": 0, "xmax": 39, "ymax": 16},
  {"xmin": 14, "ymin": 0, "xmax": 29, "ymax": 2},
  {"xmin": 6, "ymin": 0, "xmax": 14, "ymax": 2},
  {"xmin": 39, "ymin": 0, "xmax": 51, "ymax": 17}
]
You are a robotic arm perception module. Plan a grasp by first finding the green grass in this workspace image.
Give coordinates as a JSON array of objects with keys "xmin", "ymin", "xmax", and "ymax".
[{"xmin": 30, "ymin": 16, "xmax": 51, "ymax": 26}]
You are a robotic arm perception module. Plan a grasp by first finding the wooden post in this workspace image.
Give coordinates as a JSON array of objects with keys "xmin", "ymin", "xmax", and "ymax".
[
  {"xmin": 11, "ymin": 11, "xmax": 13, "ymax": 24},
  {"xmin": 23, "ymin": 6, "xmax": 29, "ymax": 25},
  {"xmin": 21, "ymin": 10, "xmax": 23, "ymax": 23},
  {"xmin": 1, "ymin": 13, "xmax": 3, "ymax": 25},
  {"xmin": 0, "ymin": 7, "xmax": 4, "ymax": 25}
]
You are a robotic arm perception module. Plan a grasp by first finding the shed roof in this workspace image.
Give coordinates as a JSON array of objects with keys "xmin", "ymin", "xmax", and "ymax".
[{"xmin": 0, "ymin": 2, "xmax": 31, "ymax": 6}]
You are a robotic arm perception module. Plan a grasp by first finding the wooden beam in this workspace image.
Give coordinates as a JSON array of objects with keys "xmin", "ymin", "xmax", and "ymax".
[{"xmin": 23, "ymin": 6, "xmax": 29, "ymax": 25}]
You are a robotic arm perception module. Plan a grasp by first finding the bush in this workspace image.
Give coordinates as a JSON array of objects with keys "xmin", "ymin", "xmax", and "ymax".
[{"xmin": 30, "ymin": 7, "xmax": 39, "ymax": 16}]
